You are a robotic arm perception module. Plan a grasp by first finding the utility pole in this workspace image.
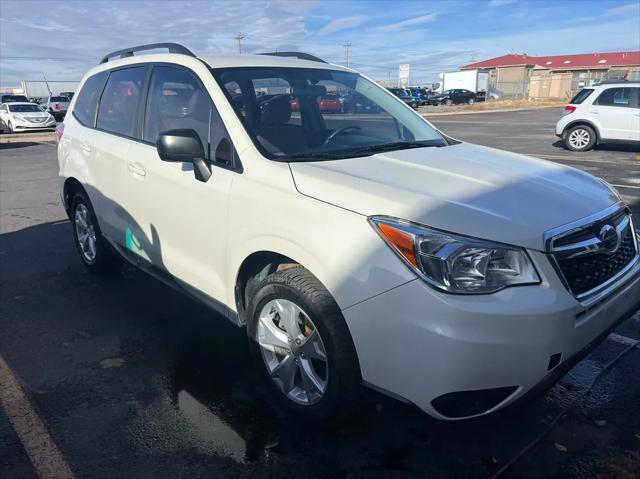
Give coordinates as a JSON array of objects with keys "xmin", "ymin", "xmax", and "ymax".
[
  {"xmin": 234, "ymin": 33, "xmax": 246, "ymax": 55},
  {"xmin": 343, "ymin": 42, "xmax": 351, "ymax": 68}
]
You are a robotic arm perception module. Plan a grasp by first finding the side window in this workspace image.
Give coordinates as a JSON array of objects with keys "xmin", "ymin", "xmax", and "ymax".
[
  {"xmin": 144, "ymin": 66, "xmax": 212, "ymax": 151},
  {"xmin": 632, "ymin": 88, "xmax": 640, "ymax": 108},
  {"xmin": 73, "ymin": 72, "xmax": 108, "ymax": 127},
  {"xmin": 144, "ymin": 66, "xmax": 238, "ymax": 169},
  {"xmin": 97, "ymin": 66, "xmax": 146, "ymax": 137},
  {"xmin": 595, "ymin": 87, "xmax": 632, "ymax": 107}
]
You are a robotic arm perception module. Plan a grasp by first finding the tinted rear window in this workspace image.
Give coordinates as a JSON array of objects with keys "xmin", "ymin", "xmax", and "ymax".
[
  {"xmin": 595, "ymin": 87, "xmax": 633, "ymax": 107},
  {"xmin": 97, "ymin": 66, "xmax": 146, "ymax": 137},
  {"xmin": 51, "ymin": 96, "xmax": 69, "ymax": 102},
  {"xmin": 73, "ymin": 72, "xmax": 108, "ymax": 127},
  {"xmin": 569, "ymin": 88, "xmax": 594, "ymax": 104}
]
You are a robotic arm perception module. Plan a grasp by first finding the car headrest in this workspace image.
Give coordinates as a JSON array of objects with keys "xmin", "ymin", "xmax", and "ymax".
[{"xmin": 259, "ymin": 95, "xmax": 291, "ymax": 125}]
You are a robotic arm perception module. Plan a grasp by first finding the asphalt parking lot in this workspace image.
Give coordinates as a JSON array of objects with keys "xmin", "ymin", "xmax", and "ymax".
[{"xmin": 1, "ymin": 107, "xmax": 639, "ymax": 479}]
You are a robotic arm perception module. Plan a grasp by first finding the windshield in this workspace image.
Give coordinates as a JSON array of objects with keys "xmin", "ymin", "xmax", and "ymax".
[
  {"xmin": 9, "ymin": 104, "xmax": 44, "ymax": 112},
  {"xmin": 212, "ymin": 67, "xmax": 446, "ymax": 160}
]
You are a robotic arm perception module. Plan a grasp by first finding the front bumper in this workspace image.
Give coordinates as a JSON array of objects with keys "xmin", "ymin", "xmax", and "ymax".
[{"xmin": 343, "ymin": 250, "xmax": 640, "ymax": 420}]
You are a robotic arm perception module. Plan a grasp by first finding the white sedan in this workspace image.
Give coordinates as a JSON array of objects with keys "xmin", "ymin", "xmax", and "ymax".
[{"xmin": 0, "ymin": 102, "xmax": 57, "ymax": 133}]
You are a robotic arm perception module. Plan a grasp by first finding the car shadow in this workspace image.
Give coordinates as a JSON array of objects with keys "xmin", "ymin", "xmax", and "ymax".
[
  {"xmin": 552, "ymin": 139, "xmax": 640, "ymax": 153},
  {"xmin": 0, "ymin": 141, "xmax": 42, "ymax": 149}
]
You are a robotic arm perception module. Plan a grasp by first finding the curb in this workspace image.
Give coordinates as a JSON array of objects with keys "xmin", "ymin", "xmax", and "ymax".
[{"xmin": 422, "ymin": 105, "xmax": 564, "ymax": 117}]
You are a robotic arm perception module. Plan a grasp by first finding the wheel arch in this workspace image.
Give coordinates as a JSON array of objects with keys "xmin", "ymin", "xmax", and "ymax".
[
  {"xmin": 234, "ymin": 250, "xmax": 304, "ymax": 325},
  {"xmin": 563, "ymin": 119, "xmax": 600, "ymax": 143},
  {"xmin": 62, "ymin": 177, "xmax": 87, "ymax": 217}
]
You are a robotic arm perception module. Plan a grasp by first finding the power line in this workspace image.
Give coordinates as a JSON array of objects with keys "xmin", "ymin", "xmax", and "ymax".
[{"xmin": 233, "ymin": 33, "xmax": 246, "ymax": 55}]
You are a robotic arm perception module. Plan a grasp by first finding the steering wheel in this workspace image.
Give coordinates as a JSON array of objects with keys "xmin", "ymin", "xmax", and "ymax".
[{"xmin": 321, "ymin": 126, "xmax": 362, "ymax": 148}]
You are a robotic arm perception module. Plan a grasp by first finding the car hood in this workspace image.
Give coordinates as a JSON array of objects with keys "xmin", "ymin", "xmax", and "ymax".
[
  {"xmin": 14, "ymin": 112, "xmax": 49, "ymax": 119},
  {"xmin": 289, "ymin": 142, "xmax": 620, "ymax": 251}
]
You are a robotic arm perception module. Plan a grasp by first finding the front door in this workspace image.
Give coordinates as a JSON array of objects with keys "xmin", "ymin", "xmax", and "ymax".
[{"xmin": 125, "ymin": 65, "xmax": 238, "ymax": 302}]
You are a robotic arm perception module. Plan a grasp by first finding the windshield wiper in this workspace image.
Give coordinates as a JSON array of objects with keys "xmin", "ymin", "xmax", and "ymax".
[
  {"xmin": 283, "ymin": 152, "xmax": 348, "ymax": 161},
  {"xmin": 348, "ymin": 140, "xmax": 446, "ymax": 155},
  {"xmin": 282, "ymin": 140, "xmax": 445, "ymax": 162}
]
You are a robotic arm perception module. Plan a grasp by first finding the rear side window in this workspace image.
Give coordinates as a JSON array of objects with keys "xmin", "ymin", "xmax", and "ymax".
[
  {"xmin": 569, "ymin": 88, "xmax": 593, "ymax": 105},
  {"xmin": 595, "ymin": 87, "xmax": 632, "ymax": 107},
  {"xmin": 97, "ymin": 66, "xmax": 146, "ymax": 137},
  {"xmin": 73, "ymin": 72, "xmax": 108, "ymax": 126}
]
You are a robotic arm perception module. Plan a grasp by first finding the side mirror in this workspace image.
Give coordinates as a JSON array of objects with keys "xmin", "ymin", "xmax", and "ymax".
[{"xmin": 157, "ymin": 129, "xmax": 211, "ymax": 182}]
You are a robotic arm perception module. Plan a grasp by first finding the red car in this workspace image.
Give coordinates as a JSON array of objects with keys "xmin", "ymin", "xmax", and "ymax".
[{"xmin": 318, "ymin": 95, "xmax": 342, "ymax": 113}]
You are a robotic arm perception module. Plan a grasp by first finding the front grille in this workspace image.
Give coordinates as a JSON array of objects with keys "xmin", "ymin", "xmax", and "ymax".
[{"xmin": 553, "ymin": 218, "xmax": 637, "ymax": 297}]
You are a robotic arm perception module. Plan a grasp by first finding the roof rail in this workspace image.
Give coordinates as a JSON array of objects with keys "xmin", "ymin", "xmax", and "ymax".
[
  {"xmin": 260, "ymin": 52, "xmax": 327, "ymax": 63},
  {"xmin": 100, "ymin": 43, "xmax": 195, "ymax": 64}
]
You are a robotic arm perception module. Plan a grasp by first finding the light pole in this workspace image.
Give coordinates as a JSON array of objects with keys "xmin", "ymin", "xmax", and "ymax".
[
  {"xmin": 343, "ymin": 42, "xmax": 352, "ymax": 68},
  {"xmin": 234, "ymin": 33, "xmax": 246, "ymax": 55}
]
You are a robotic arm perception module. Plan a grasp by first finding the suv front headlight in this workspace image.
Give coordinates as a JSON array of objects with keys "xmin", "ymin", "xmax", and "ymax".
[{"xmin": 370, "ymin": 216, "xmax": 540, "ymax": 294}]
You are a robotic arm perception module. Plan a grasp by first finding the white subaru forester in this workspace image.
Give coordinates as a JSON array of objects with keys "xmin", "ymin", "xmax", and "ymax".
[{"xmin": 58, "ymin": 44, "xmax": 640, "ymax": 420}]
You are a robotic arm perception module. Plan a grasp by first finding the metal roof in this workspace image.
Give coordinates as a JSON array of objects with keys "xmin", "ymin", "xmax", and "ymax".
[{"xmin": 461, "ymin": 51, "xmax": 640, "ymax": 70}]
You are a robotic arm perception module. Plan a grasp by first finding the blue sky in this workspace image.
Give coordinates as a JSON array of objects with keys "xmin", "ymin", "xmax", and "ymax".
[{"xmin": 1, "ymin": 0, "xmax": 639, "ymax": 86}]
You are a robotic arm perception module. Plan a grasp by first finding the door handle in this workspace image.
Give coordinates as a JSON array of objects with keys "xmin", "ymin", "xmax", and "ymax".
[
  {"xmin": 80, "ymin": 141, "xmax": 92, "ymax": 152},
  {"xmin": 589, "ymin": 110, "xmax": 599, "ymax": 114},
  {"xmin": 128, "ymin": 162, "xmax": 146, "ymax": 177}
]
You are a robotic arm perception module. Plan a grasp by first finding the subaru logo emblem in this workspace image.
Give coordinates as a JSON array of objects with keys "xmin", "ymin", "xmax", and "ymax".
[{"xmin": 598, "ymin": 224, "xmax": 620, "ymax": 254}]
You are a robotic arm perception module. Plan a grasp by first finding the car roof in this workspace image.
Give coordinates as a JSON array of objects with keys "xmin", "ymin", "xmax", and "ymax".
[
  {"xmin": 4, "ymin": 102, "xmax": 39, "ymax": 106},
  {"xmin": 85, "ymin": 52, "xmax": 351, "ymax": 79}
]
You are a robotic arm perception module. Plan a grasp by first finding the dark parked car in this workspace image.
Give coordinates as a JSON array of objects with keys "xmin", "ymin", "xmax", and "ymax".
[
  {"xmin": 0, "ymin": 94, "xmax": 29, "ymax": 104},
  {"xmin": 429, "ymin": 89, "xmax": 477, "ymax": 106},
  {"xmin": 339, "ymin": 92, "xmax": 382, "ymax": 114},
  {"xmin": 387, "ymin": 88, "xmax": 420, "ymax": 109},
  {"xmin": 410, "ymin": 87, "xmax": 435, "ymax": 105}
]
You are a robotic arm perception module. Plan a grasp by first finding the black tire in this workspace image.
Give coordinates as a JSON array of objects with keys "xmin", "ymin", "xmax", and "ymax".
[
  {"xmin": 70, "ymin": 191, "xmax": 115, "ymax": 273},
  {"xmin": 8, "ymin": 121, "xmax": 15, "ymax": 133},
  {"xmin": 468, "ymin": 98, "xmax": 475, "ymax": 105},
  {"xmin": 246, "ymin": 266, "xmax": 361, "ymax": 420},
  {"xmin": 564, "ymin": 124, "xmax": 597, "ymax": 152}
]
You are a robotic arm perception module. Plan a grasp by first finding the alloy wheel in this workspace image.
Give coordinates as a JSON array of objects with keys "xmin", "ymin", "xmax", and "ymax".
[
  {"xmin": 569, "ymin": 128, "xmax": 590, "ymax": 149},
  {"xmin": 256, "ymin": 298, "xmax": 329, "ymax": 405},
  {"xmin": 74, "ymin": 203, "xmax": 97, "ymax": 263}
]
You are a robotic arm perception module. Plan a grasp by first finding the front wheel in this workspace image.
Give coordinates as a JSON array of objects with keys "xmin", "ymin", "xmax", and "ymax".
[
  {"xmin": 564, "ymin": 125, "xmax": 596, "ymax": 152},
  {"xmin": 247, "ymin": 267, "xmax": 361, "ymax": 420},
  {"xmin": 8, "ymin": 121, "xmax": 15, "ymax": 133},
  {"xmin": 445, "ymin": 99, "xmax": 452, "ymax": 106},
  {"xmin": 468, "ymin": 98, "xmax": 475, "ymax": 105}
]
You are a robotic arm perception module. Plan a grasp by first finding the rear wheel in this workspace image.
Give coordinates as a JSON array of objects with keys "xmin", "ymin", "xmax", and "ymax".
[
  {"xmin": 70, "ymin": 191, "xmax": 114, "ymax": 273},
  {"xmin": 247, "ymin": 267, "xmax": 361, "ymax": 420},
  {"xmin": 564, "ymin": 124, "xmax": 596, "ymax": 152},
  {"xmin": 468, "ymin": 98, "xmax": 475, "ymax": 105}
]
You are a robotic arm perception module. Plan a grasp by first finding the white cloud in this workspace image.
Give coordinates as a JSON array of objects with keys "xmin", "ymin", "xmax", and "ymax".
[
  {"xmin": 488, "ymin": 0, "xmax": 517, "ymax": 8},
  {"xmin": 318, "ymin": 15, "xmax": 369, "ymax": 36},
  {"xmin": 606, "ymin": 3, "xmax": 640, "ymax": 16},
  {"xmin": 371, "ymin": 13, "xmax": 438, "ymax": 32}
]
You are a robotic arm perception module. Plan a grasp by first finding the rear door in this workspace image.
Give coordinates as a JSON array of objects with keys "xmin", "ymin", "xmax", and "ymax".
[
  {"xmin": 591, "ymin": 87, "xmax": 637, "ymax": 140},
  {"xmin": 125, "ymin": 64, "xmax": 238, "ymax": 302},
  {"xmin": 88, "ymin": 65, "xmax": 147, "ymax": 240}
]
